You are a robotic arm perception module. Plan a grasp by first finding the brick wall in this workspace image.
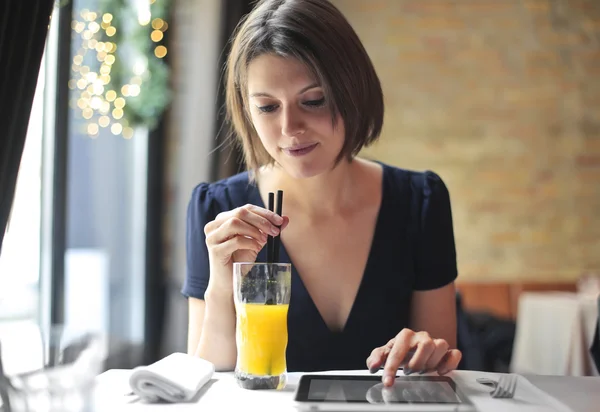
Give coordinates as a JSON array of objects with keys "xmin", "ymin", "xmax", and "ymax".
[{"xmin": 332, "ymin": 0, "xmax": 600, "ymax": 282}]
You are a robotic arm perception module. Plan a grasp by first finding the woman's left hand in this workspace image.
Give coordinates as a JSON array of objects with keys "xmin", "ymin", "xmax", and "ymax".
[{"xmin": 366, "ymin": 328, "xmax": 462, "ymax": 386}]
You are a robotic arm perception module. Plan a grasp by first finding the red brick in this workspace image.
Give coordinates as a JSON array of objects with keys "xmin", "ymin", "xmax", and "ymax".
[
  {"xmin": 578, "ymin": 51, "xmax": 600, "ymax": 75},
  {"xmin": 583, "ymin": 140, "xmax": 600, "ymax": 152},
  {"xmin": 531, "ymin": 15, "xmax": 552, "ymax": 29},
  {"xmin": 492, "ymin": 232, "xmax": 522, "ymax": 244},
  {"xmin": 413, "ymin": 17, "xmax": 466, "ymax": 30},
  {"xmin": 575, "ymin": 181, "xmax": 600, "ymax": 196},
  {"xmin": 583, "ymin": 19, "xmax": 600, "ymax": 31},
  {"xmin": 398, "ymin": 51, "xmax": 445, "ymax": 63},
  {"xmin": 572, "ymin": 232, "xmax": 600, "ymax": 243},
  {"xmin": 458, "ymin": 2, "xmax": 517, "ymax": 13},
  {"xmin": 472, "ymin": 202, "xmax": 510, "ymax": 213},
  {"xmin": 422, "ymin": 35, "xmax": 448, "ymax": 50},
  {"xmin": 504, "ymin": 125, "xmax": 544, "ymax": 140},
  {"xmin": 385, "ymin": 34, "xmax": 419, "ymax": 47},
  {"xmin": 402, "ymin": 1, "xmax": 460, "ymax": 14},
  {"xmin": 576, "ymin": 155, "xmax": 600, "ymax": 167},
  {"xmin": 536, "ymin": 183, "xmax": 560, "ymax": 197},
  {"xmin": 356, "ymin": 1, "xmax": 388, "ymax": 12},
  {"xmin": 535, "ymin": 170, "xmax": 554, "ymax": 183},
  {"xmin": 468, "ymin": 107, "xmax": 521, "ymax": 121},
  {"xmin": 571, "ymin": 0, "xmax": 600, "ymax": 13},
  {"xmin": 525, "ymin": 67, "xmax": 565, "ymax": 78},
  {"xmin": 526, "ymin": 51, "xmax": 562, "ymax": 68},
  {"xmin": 459, "ymin": 263, "xmax": 492, "ymax": 279},
  {"xmin": 524, "ymin": 0, "xmax": 551, "ymax": 12},
  {"xmin": 530, "ymin": 231, "xmax": 554, "ymax": 245},
  {"xmin": 560, "ymin": 82, "xmax": 579, "ymax": 93},
  {"xmin": 490, "ymin": 18, "xmax": 523, "ymax": 29},
  {"xmin": 455, "ymin": 50, "xmax": 506, "ymax": 64},
  {"xmin": 538, "ymin": 32, "xmax": 593, "ymax": 46}
]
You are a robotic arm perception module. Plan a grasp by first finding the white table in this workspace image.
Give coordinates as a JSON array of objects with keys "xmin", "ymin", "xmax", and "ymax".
[
  {"xmin": 511, "ymin": 292, "xmax": 599, "ymax": 376},
  {"xmin": 94, "ymin": 369, "xmax": 600, "ymax": 412}
]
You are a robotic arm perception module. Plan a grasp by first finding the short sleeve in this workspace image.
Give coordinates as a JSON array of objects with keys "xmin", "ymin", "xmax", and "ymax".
[
  {"xmin": 413, "ymin": 171, "xmax": 458, "ymax": 291},
  {"xmin": 181, "ymin": 183, "xmax": 219, "ymax": 300}
]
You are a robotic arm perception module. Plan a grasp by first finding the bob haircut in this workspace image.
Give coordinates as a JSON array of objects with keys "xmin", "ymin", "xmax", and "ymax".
[{"xmin": 225, "ymin": 0, "xmax": 384, "ymax": 172}]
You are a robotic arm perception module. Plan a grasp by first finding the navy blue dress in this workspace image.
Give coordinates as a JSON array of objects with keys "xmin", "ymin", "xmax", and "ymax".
[{"xmin": 182, "ymin": 162, "xmax": 458, "ymax": 372}]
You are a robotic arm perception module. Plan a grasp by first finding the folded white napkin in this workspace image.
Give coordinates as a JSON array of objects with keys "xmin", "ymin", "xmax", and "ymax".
[{"xmin": 129, "ymin": 353, "xmax": 215, "ymax": 403}]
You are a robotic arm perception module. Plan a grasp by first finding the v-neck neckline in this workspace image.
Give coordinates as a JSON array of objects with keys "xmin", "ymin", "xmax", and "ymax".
[{"xmin": 247, "ymin": 163, "xmax": 389, "ymax": 335}]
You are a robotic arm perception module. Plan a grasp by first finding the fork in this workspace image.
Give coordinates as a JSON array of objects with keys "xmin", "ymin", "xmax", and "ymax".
[{"xmin": 490, "ymin": 374, "xmax": 518, "ymax": 399}]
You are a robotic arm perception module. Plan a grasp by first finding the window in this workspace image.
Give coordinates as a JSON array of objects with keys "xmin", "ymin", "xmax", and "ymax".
[{"xmin": 0, "ymin": 53, "xmax": 45, "ymax": 323}]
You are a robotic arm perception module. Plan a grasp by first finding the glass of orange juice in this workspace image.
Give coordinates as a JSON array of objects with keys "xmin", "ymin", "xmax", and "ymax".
[{"xmin": 233, "ymin": 262, "xmax": 292, "ymax": 390}]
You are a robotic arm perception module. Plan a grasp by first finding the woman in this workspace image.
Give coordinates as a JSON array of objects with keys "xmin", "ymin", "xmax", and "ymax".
[{"xmin": 183, "ymin": 0, "xmax": 462, "ymax": 387}]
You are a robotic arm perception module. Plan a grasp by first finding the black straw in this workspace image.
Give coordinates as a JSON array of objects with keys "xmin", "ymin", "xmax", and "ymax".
[
  {"xmin": 266, "ymin": 192, "xmax": 275, "ymax": 263},
  {"xmin": 273, "ymin": 190, "xmax": 283, "ymax": 263}
]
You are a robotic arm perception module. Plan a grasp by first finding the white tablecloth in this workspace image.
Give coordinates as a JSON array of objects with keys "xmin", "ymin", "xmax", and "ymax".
[
  {"xmin": 93, "ymin": 368, "xmax": 600, "ymax": 412},
  {"xmin": 511, "ymin": 292, "xmax": 599, "ymax": 376}
]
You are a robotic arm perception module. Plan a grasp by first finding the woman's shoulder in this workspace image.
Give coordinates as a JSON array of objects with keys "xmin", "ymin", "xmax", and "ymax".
[
  {"xmin": 376, "ymin": 161, "xmax": 450, "ymax": 198},
  {"xmin": 188, "ymin": 171, "xmax": 256, "ymax": 216},
  {"xmin": 191, "ymin": 171, "xmax": 252, "ymax": 199}
]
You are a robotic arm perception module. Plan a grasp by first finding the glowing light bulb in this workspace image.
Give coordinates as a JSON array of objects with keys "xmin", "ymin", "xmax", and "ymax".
[
  {"xmin": 111, "ymin": 123, "xmax": 123, "ymax": 135},
  {"xmin": 87, "ymin": 123, "xmax": 99, "ymax": 136},
  {"xmin": 99, "ymin": 116, "xmax": 110, "ymax": 127},
  {"xmin": 154, "ymin": 45, "xmax": 167, "ymax": 58}
]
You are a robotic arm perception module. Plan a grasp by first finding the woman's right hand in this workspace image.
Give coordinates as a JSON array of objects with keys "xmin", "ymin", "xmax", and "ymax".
[{"xmin": 203, "ymin": 204, "xmax": 288, "ymax": 291}]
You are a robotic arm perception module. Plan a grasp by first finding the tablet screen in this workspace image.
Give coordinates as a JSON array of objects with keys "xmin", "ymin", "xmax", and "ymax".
[{"xmin": 297, "ymin": 375, "xmax": 463, "ymax": 405}]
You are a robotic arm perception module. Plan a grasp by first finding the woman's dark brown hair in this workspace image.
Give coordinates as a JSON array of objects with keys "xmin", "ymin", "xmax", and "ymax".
[{"xmin": 225, "ymin": 0, "xmax": 384, "ymax": 171}]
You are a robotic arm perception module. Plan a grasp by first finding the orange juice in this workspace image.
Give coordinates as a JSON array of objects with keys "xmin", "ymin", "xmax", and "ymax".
[{"xmin": 236, "ymin": 303, "xmax": 289, "ymax": 376}]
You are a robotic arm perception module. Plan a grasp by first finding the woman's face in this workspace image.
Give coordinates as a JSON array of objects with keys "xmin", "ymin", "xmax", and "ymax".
[{"xmin": 246, "ymin": 54, "xmax": 345, "ymax": 179}]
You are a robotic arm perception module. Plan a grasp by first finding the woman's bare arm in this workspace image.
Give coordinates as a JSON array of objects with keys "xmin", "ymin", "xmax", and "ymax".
[
  {"xmin": 410, "ymin": 282, "xmax": 457, "ymax": 348},
  {"xmin": 187, "ymin": 286, "xmax": 237, "ymax": 371}
]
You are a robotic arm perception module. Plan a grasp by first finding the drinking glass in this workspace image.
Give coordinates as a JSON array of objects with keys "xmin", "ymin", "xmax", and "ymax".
[
  {"xmin": 233, "ymin": 262, "xmax": 291, "ymax": 390},
  {"xmin": 0, "ymin": 324, "xmax": 106, "ymax": 412}
]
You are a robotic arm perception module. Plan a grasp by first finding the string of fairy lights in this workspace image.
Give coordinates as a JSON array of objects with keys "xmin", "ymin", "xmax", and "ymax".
[{"xmin": 68, "ymin": 0, "xmax": 170, "ymax": 139}]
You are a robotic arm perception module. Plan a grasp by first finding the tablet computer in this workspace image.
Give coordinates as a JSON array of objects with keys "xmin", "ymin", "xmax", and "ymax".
[{"xmin": 294, "ymin": 374, "xmax": 477, "ymax": 411}]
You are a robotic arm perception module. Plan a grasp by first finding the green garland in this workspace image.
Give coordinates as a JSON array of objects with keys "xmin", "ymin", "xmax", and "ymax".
[{"xmin": 70, "ymin": 0, "xmax": 171, "ymax": 137}]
